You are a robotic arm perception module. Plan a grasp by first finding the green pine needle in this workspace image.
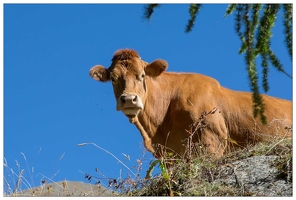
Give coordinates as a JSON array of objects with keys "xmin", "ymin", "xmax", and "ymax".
[
  {"xmin": 185, "ymin": 4, "xmax": 201, "ymax": 33},
  {"xmin": 143, "ymin": 4, "xmax": 160, "ymax": 20}
]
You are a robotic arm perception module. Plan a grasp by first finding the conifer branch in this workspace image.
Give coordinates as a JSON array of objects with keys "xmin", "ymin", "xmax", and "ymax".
[
  {"xmin": 235, "ymin": 5, "xmax": 247, "ymax": 54},
  {"xmin": 185, "ymin": 4, "xmax": 201, "ymax": 33},
  {"xmin": 268, "ymin": 49, "xmax": 292, "ymax": 78},
  {"xmin": 283, "ymin": 4, "xmax": 292, "ymax": 59},
  {"xmin": 243, "ymin": 4, "xmax": 267, "ymax": 124},
  {"xmin": 144, "ymin": 4, "xmax": 160, "ymax": 20},
  {"xmin": 224, "ymin": 4, "xmax": 237, "ymax": 17},
  {"xmin": 250, "ymin": 4, "xmax": 261, "ymax": 34},
  {"xmin": 261, "ymin": 53, "xmax": 269, "ymax": 92}
]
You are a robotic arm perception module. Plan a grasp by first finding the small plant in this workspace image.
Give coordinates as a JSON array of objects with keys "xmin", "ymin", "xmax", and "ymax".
[
  {"xmin": 3, "ymin": 150, "xmax": 65, "ymax": 196},
  {"xmin": 3, "ymin": 153, "xmax": 36, "ymax": 196}
]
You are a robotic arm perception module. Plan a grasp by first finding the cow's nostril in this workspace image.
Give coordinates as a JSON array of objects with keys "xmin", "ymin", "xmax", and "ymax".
[
  {"xmin": 120, "ymin": 96, "xmax": 126, "ymax": 104},
  {"xmin": 132, "ymin": 95, "xmax": 137, "ymax": 103}
]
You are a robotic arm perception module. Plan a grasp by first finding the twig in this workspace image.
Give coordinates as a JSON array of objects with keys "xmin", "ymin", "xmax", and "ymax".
[
  {"xmin": 36, "ymin": 173, "xmax": 65, "ymax": 190},
  {"xmin": 13, "ymin": 169, "xmax": 24, "ymax": 193},
  {"xmin": 20, "ymin": 152, "xmax": 34, "ymax": 188},
  {"xmin": 264, "ymin": 131, "xmax": 290, "ymax": 155},
  {"xmin": 78, "ymin": 143, "xmax": 136, "ymax": 176}
]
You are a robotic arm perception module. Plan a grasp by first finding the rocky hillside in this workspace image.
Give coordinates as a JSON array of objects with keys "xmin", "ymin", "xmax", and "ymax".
[
  {"xmin": 129, "ymin": 138, "xmax": 292, "ymax": 196},
  {"xmin": 8, "ymin": 137, "xmax": 292, "ymax": 197}
]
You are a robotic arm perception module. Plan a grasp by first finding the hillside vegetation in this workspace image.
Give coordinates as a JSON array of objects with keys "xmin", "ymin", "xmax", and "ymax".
[
  {"xmin": 6, "ymin": 135, "xmax": 292, "ymax": 197},
  {"xmin": 122, "ymin": 137, "xmax": 292, "ymax": 196}
]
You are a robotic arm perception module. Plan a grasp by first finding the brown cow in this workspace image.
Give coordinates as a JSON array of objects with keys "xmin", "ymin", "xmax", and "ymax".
[{"xmin": 90, "ymin": 49, "xmax": 292, "ymax": 158}]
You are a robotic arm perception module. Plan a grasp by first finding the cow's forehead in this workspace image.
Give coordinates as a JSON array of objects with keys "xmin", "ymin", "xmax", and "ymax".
[
  {"xmin": 108, "ymin": 49, "xmax": 145, "ymax": 76},
  {"xmin": 110, "ymin": 58, "xmax": 144, "ymax": 76}
]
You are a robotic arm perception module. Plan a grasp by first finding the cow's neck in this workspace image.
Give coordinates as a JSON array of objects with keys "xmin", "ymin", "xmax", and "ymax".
[
  {"xmin": 136, "ymin": 75, "xmax": 173, "ymax": 138},
  {"xmin": 129, "ymin": 116, "xmax": 156, "ymax": 155}
]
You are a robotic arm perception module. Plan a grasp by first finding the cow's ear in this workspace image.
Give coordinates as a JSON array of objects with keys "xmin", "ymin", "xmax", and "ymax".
[
  {"xmin": 145, "ymin": 59, "xmax": 168, "ymax": 77},
  {"xmin": 89, "ymin": 65, "xmax": 111, "ymax": 82}
]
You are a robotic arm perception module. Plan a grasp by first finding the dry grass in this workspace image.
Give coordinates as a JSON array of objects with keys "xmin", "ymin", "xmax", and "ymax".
[
  {"xmin": 4, "ymin": 135, "xmax": 291, "ymax": 196},
  {"xmin": 4, "ymin": 111, "xmax": 292, "ymax": 197},
  {"xmin": 118, "ymin": 136, "xmax": 292, "ymax": 196},
  {"xmin": 77, "ymin": 127, "xmax": 291, "ymax": 196}
]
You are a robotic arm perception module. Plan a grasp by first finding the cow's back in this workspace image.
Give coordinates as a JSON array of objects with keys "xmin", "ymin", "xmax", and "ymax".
[{"xmin": 217, "ymin": 88, "xmax": 292, "ymax": 148}]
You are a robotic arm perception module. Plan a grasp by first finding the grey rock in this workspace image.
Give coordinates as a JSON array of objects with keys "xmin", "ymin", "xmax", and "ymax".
[
  {"xmin": 12, "ymin": 180, "xmax": 117, "ymax": 197},
  {"xmin": 213, "ymin": 156, "xmax": 292, "ymax": 196}
]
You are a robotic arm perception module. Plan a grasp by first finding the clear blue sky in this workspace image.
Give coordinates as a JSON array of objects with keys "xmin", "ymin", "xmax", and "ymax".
[{"xmin": 3, "ymin": 4, "xmax": 292, "ymax": 192}]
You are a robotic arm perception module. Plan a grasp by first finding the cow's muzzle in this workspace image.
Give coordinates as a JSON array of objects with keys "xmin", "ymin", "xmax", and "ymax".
[{"xmin": 117, "ymin": 93, "xmax": 144, "ymax": 117}]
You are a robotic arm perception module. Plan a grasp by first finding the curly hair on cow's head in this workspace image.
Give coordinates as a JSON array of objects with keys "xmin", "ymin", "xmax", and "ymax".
[{"xmin": 112, "ymin": 49, "xmax": 140, "ymax": 61}]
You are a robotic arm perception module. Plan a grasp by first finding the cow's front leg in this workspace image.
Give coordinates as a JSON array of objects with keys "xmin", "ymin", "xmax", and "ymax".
[{"xmin": 197, "ymin": 112, "xmax": 229, "ymax": 158}]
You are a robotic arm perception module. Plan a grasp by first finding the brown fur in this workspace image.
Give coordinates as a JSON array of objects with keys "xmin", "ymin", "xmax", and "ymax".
[
  {"xmin": 90, "ymin": 49, "xmax": 292, "ymax": 158},
  {"xmin": 112, "ymin": 49, "xmax": 140, "ymax": 61}
]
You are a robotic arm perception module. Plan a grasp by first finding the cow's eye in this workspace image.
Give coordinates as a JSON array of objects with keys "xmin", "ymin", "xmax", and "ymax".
[
  {"xmin": 139, "ymin": 72, "xmax": 145, "ymax": 81},
  {"xmin": 111, "ymin": 76, "xmax": 117, "ymax": 83}
]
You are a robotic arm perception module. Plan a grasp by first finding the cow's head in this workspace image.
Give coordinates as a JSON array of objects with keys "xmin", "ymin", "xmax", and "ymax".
[{"xmin": 90, "ymin": 49, "xmax": 168, "ymax": 119}]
